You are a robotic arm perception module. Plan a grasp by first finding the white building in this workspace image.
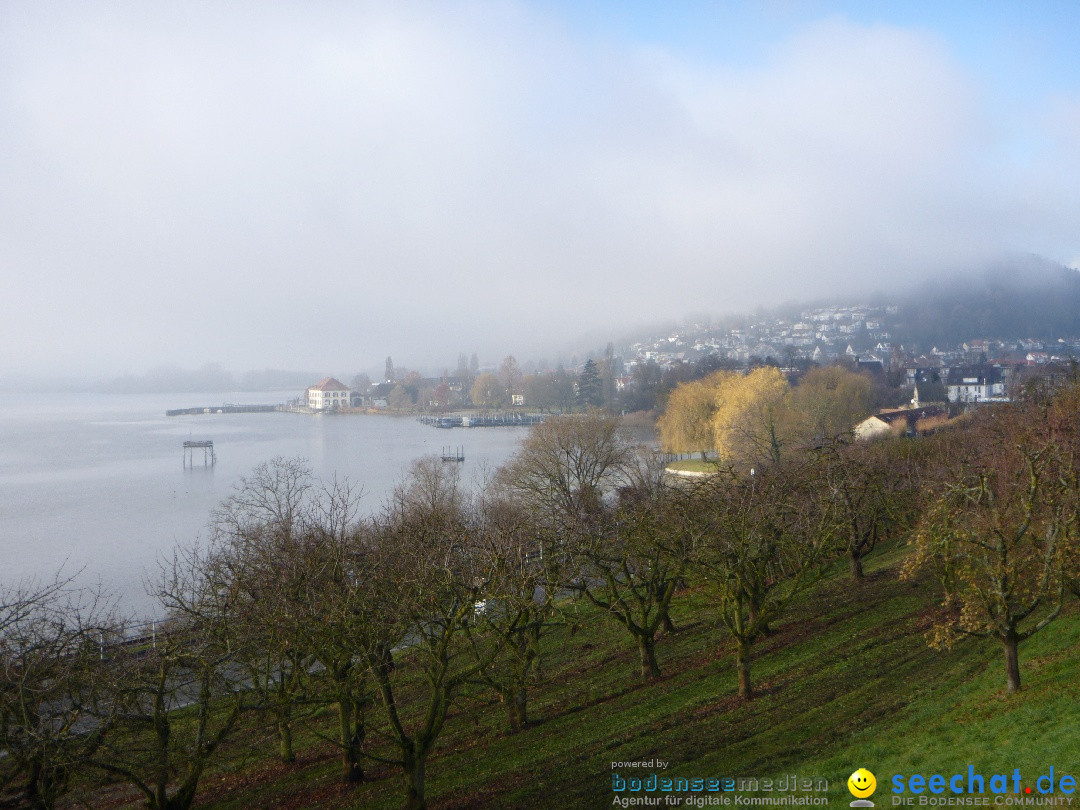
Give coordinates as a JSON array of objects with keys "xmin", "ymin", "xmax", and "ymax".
[
  {"xmin": 945, "ymin": 366, "xmax": 1007, "ymax": 404},
  {"xmin": 307, "ymin": 377, "xmax": 352, "ymax": 410}
]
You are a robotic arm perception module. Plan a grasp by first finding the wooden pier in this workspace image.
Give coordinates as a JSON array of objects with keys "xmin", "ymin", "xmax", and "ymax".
[
  {"xmin": 441, "ymin": 446, "xmax": 465, "ymax": 462},
  {"xmin": 183, "ymin": 440, "xmax": 215, "ymax": 467}
]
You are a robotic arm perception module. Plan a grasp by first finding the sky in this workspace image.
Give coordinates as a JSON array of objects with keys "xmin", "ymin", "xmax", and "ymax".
[{"xmin": 2, "ymin": 1, "xmax": 1079, "ymax": 380}]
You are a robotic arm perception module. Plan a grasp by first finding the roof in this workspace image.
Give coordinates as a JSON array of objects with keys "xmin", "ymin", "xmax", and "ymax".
[
  {"xmin": 945, "ymin": 366, "xmax": 1004, "ymax": 386},
  {"xmin": 856, "ymin": 358, "xmax": 885, "ymax": 376},
  {"xmin": 309, "ymin": 377, "xmax": 350, "ymax": 392},
  {"xmin": 870, "ymin": 405, "xmax": 946, "ymax": 426}
]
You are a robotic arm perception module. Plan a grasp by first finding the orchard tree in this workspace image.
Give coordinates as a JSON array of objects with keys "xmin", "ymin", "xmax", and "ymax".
[
  {"xmin": 690, "ymin": 462, "xmax": 833, "ymax": 699},
  {"xmin": 574, "ymin": 488, "xmax": 691, "ymax": 681},
  {"xmin": 903, "ymin": 406, "xmax": 1066, "ymax": 693},
  {"xmin": 207, "ymin": 459, "xmax": 374, "ymax": 779},
  {"xmin": 1045, "ymin": 381, "xmax": 1080, "ymax": 595},
  {"xmin": 91, "ymin": 554, "xmax": 247, "ymax": 810},
  {"xmin": 819, "ymin": 438, "xmax": 922, "ymax": 579},
  {"xmin": 209, "ymin": 458, "xmax": 317, "ymax": 764},
  {"xmin": 468, "ymin": 494, "xmax": 564, "ymax": 731},
  {"xmin": 0, "ymin": 577, "xmax": 115, "ymax": 809},
  {"xmin": 367, "ymin": 458, "xmax": 503, "ymax": 810}
]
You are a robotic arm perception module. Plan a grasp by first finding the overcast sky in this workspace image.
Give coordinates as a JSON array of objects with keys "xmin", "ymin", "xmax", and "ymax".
[{"xmin": 2, "ymin": 1, "xmax": 1079, "ymax": 379}]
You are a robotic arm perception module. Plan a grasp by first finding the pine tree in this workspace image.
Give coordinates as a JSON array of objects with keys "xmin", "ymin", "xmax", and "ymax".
[{"xmin": 577, "ymin": 359, "xmax": 603, "ymax": 408}]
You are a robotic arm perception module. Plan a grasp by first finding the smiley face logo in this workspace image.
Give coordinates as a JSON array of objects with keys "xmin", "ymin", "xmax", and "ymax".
[{"xmin": 848, "ymin": 768, "xmax": 877, "ymax": 799}]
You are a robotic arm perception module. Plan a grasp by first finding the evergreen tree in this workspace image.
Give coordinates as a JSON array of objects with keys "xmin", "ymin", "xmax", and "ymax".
[{"xmin": 577, "ymin": 359, "xmax": 603, "ymax": 408}]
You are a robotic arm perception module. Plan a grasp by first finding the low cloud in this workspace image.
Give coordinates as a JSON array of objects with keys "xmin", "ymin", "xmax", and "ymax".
[{"xmin": 1, "ymin": 3, "xmax": 1076, "ymax": 377}]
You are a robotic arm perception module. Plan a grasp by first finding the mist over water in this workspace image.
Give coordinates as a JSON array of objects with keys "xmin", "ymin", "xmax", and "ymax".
[{"xmin": 0, "ymin": 393, "xmax": 528, "ymax": 615}]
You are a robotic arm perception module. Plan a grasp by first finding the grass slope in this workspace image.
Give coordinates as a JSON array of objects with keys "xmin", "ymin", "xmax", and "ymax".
[{"xmin": 136, "ymin": 543, "xmax": 1080, "ymax": 809}]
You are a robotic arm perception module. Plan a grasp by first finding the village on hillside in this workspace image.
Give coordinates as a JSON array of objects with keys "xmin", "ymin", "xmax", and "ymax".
[{"xmin": 296, "ymin": 302, "xmax": 1079, "ymax": 421}]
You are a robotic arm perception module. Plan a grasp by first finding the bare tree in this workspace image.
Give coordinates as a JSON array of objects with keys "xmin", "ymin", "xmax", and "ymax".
[
  {"xmin": 573, "ymin": 489, "xmax": 690, "ymax": 681},
  {"xmin": 499, "ymin": 412, "xmax": 634, "ymax": 524},
  {"xmin": 689, "ymin": 462, "xmax": 833, "ymax": 700},
  {"xmin": 210, "ymin": 460, "xmax": 374, "ymax": 780},
  {"xmin": 499, "ymin": 355, "xmax": 520, "ymax": 404},
  {"xmin": 818, "ymin": 438, "xmax": 922, "ymax": 579},
  {"xmin": 294, "ymin": 478, "xmax": 374, "ymax": 783},
  {"xmin": 467, "ymin": 493, "xmax": 565, "ymax": 731},
  {"xmin": 89, "ymin": 552, "xmax": 246, "ymax": 810},
  {"xmin": 208, "ymin": 457, "xmax": 317, "ymax": 764},
  {"xmin": 364, "ymin": 458, "xmax": 502, "ymax": 810},
  {"xmin": 0, "ymin": 576, "xmax": 115, "ymax": 809}
]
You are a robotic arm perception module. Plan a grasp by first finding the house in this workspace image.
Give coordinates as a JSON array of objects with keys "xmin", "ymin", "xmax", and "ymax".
[
  {"xmin": 856, "ymin": 357, "xmax": 885, "ymax": 377},
  {"xmin": 945, "ymin": 365, "xmax": 1007, "ymax": 404},
  {"xmin": 306, "ymin": 377, "xmax": 352, "ymax": 411},
  {"xmin": 854, "ymin": 406, "xmax": 946, "ymax": 441}
]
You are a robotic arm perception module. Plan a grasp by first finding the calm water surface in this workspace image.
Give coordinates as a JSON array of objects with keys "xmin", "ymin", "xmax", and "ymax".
[{"xmin": 0, "ymin": 393, "xmax": 529, "ymax": 614}]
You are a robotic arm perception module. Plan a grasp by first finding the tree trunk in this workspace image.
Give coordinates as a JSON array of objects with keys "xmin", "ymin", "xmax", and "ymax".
[
  {"xmin": 736, "ymin": 638, "xmax": 753, "ymax": 700},
  {"xmin": 278, "ymin": 719, "xmax": 295, "ymax": 763},
  {"xmin": 638, "ymin": 634, "xmax": 661, "ymax": 681},
  {"xmin": 404, "ymin": 753, "xmax": 427, "ymax": 810},
  {"xmin": 507, "ymin": 684, "xmax": 528, "ymax": 732},
  {"xmin": 850, "ymin": 551, "xmax": 864, "ymax": 579},
  {"xmin": 661, "ymin": 611, "xmax": 676, "ymax": 635},
  {"xmin": 1003, "ymin": 631, "xmax": 1021, "ymax": 693},
  {"xmin": 24, "ymin": 756, "xmax": 49, "ymax": 810},
  {"xmin": 338, "ymin": 695, "xmax": 364, "ymax": 782},
  {"xmin": 748, "ymin": 603, "xmax": 770, "ymax": 637},
  {"xmin": 164, "ymin": 781, "xmax": 198, "ymax": 810}
]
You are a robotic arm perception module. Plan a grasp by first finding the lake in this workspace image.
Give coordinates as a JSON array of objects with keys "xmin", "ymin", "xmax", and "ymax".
[{"xmin": 0, "ymin": 393, "xmax": 530, "ymax": 615}]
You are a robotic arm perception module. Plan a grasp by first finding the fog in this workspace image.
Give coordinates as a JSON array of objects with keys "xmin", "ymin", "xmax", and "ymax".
[{"xmin": 2, "ymin": 2, "xmax": 1078, "ymax": 379}]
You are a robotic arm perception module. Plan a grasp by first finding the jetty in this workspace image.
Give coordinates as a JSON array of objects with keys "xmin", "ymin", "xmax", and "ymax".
[
  {"xmin": 420, "ymin": 413, "xmax": 546, "ymax": 429},
  {"xmin": 166, "ymin": 404, "xmax": 279, "ymax": 417},
  {"xmin": 441, "ymin": 446, "xmax": 465, "ymax": 462}
]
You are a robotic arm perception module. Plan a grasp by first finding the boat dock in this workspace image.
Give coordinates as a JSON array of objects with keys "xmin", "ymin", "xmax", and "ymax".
[{"xmin": 420, "ymin": 413, "xmax": 546, "ymax": 429}]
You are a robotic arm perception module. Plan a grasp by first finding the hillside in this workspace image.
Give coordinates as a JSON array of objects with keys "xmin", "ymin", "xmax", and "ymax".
[
  {"xmin": 890, "ymin": 256, "xmax": 1080, "ymax": 349},
  {"xmin": 93, "ymin": 542, "xmax": 1080, "ymax": 809}
]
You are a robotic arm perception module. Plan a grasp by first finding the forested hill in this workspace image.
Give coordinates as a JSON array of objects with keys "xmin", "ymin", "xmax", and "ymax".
[{"xmin": 890, "ymin": 256, "xmax": 1080, "ymax": 349}]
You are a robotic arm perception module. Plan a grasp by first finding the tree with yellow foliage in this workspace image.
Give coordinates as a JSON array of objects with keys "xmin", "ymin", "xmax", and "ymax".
[
  {"xmin": 711, "ymin": 367, "xmax": 792, "ymax": 467},
  {"xmin": 657, "ymin": 371, "xmax": 733, "ymax": 460},
  {"xmin": 659, "ymin": 364, "xmax": 873, "ymax": 469},
  {"xmin": 788, "ymin": 366, "xmax": 872, "ymax": 444}
]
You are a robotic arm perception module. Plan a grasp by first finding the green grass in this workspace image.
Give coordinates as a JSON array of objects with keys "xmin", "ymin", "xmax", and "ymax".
[{"xmin": 89, "ymin": 541, "xmax": 1080, "ymax": 808}]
